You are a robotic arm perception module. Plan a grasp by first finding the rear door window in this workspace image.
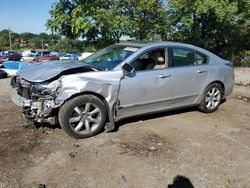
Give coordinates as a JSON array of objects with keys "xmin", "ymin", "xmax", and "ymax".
[{"xmin": 170, "ymin": 47, "xmax": 208, "ymax": 67}]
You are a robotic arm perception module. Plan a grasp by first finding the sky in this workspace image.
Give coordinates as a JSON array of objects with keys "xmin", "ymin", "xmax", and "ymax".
[{"xmin": 0, "ymin": 0, "xmax": 58, "ymax": 34}]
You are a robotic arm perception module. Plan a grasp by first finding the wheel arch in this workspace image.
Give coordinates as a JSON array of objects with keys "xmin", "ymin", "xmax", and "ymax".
[
  {"xmin": 206, "ymin": 80, "xmax": 225, "ymax": 97},
  {"xmin": 62, "ymin": 91, "xmax": 115, "ymax": 130}
]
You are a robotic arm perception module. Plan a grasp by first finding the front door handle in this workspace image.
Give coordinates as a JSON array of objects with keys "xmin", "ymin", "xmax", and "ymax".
[
  {"xmin": 197, "ymin": 70, "xmax": 207, "ymax": 73},
  {"xmin": 158, "ymin": 74, "xmax": 172, "ymax": 78}
]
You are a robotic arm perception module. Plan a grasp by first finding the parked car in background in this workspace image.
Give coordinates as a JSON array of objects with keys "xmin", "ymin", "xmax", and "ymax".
[
  {"xmin": 11, "ymin": 42, "xmax": 234, "ymax": 139},
  {"xmin": 21, "ymin": 54, "xmax": 36, "ymax": 62},
  {"xmin": 0, "ymin": 51, "xmax": 22, "ymax": 64},
  {"xmin": 34, "ymin": 51, "xmax": 49, "ymax": 61},
  {"xmin": 35, "ymin": 51, "xmax": 59, "ymax": 62},
  {"xmin": 37, "ymin": 55, "xmax": 60, "ymax": 62},
  {"xmin": 59, "ymin": 53, "xmax": 78, "ymax": 60},
  {"xmin": 36, "ymin": 51, "xmax": 50, "ymax": 57},
  {"xmin": 21, "ymin": 50, "xmax": 36, "ymax": 57},
  {"xmin": 0, "ymin": 61, "xmax": 29, "ymax": 77},
  {"xmin": 78, "ymin": 52, "xmax": 93, "ymax": 60}
]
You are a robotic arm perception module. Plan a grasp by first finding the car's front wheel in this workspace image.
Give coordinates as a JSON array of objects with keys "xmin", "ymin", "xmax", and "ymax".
[
  {"xmin": 58, "ymin": 95, "xmax": 107, "ymax": 139},
  {"xmin": 199, "ymin": 83, "xmax": 223, "ymax": 113}
]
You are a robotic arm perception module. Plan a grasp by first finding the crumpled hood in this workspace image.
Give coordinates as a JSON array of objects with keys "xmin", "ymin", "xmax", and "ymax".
[{"xmin": 17, "ymin": 60, "xmax": 97, "ymax": 83}]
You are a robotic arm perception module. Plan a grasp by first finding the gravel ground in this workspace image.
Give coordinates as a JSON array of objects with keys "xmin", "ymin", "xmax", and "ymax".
[{"xmin": 0, "ymin": 68, "xmax": 249, "ymax": 188}]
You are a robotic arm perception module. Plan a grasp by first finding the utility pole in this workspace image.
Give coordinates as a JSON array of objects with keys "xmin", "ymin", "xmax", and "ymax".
[
  {"xmin": 42, "ymin": 40, "xmax": 44, "ymax": 56},
  {"xmin": 8, "ymin": 27, "xmax": 12, "ymax": 50}
]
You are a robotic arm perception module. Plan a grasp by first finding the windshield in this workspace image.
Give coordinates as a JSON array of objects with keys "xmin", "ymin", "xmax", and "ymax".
[{"xmin": 83, "ymin": 45, "xmax": 139, "ymax": 70}]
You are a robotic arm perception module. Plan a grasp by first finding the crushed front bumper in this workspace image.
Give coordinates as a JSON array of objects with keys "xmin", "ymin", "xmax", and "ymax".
[
  {"xmin": 11, "ymin": 90, "xmax": 31, "ymax": 107},
  {"xmin": 11, "ymin": 90, "xmax": 57, "ymax": 124}
]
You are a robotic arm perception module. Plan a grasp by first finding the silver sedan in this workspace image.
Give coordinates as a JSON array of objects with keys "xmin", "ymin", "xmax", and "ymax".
[{"xmin": 12, "ymin": 42, "xmax": 234, "ymax": 139}]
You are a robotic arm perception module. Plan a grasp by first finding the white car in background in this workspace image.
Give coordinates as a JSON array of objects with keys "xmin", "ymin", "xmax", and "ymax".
[
  {"xmin": 21, "ymin": 50, "xmax": 37, "ymax": 62},
  {"xmin": 21, "ymin": 50, "xmax": 36, "ymax": 56},
  {"xmin": 60, "ymin": 53, "xmax": 78, "ymax": 60},
  {"xmin": 21, "ymin": 54, "xmax": 36, "ymax": 62},
  {"xmin": 59, "ymin": 54, "xmax": 72, "ymax": 60},
  {"xmin": 78, "ymin": 52, "xmax": 93, "ymax": 60}
]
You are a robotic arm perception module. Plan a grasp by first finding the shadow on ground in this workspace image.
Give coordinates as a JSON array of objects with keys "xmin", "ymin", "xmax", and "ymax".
[
  {"xmin": 168, "ymin": 175, "xmax": 194, "ymax": 188},
  {"xmin": 114, "ymin": 106, "xmax": 198, "ymax": 131},
  {"xmin": 29, "ymin": 98, "xmax": 227, "ymax": 134}
]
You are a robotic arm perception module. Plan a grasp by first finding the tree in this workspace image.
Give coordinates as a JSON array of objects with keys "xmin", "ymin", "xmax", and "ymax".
[
  {"xmin": 167, "ymin": 0, "xmax": 250, "ymax": 60},
  {"xmin": 28, "ymin": 37, "xmax": 42, "ymax": 49},
  {"xmin": 0, "ymin": 29, "xmax": 62, "ymax": 51},
  {"xmin": 19, "ymin": 32, "xmax": 37, "ymax": 41},
  {"xmin": 46, "ymin": 0, "xmax": 80, "ymax": 39},
  {"xmin": 46, "ymin": 0, "xmax": 168, "ymax": 46},
  {"xmin": 120, "ymin": 0, "xmax": 169, "ymax": 40},
  {"xmin": 0, "ymin": 30, "xmax": 10, "ymax": 50},
  {"xmin": 38, "ymin": 32, "xmax": 50, "ymax": 40},
  {"xmin": 48, "ymin": 37, "xmax": 86, "ymax": 53}
]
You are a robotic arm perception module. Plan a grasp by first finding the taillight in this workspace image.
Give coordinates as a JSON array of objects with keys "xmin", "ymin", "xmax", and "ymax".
[{"xmin": 225, "ymin": 62, "xmax": 234, "ymax": 68}]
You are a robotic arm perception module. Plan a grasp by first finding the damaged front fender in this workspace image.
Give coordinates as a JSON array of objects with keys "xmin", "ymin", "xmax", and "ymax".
[{"xmin": 55, "ymin": 70, "xmax": 124, "ymax": 129}]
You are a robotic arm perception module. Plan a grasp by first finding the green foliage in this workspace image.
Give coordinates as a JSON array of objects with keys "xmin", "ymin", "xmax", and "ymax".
[
  {"xmin": 1, "ymin": 0, "xmax": 250, "ymax": 66},
  {"xmin": 19, "ymin": 32, "xmax": 37, "ymax": 41},
  {"xmin": 121, "ymin": 0, "xmax": 169, "ymax": 40},
  {"xmin": 233, "ymin": 51, "xmax": 250, "ymax": 67},
  {"xmin": 0, "ymin": 30, "xmax": 10, "ymax": 50},
  {"xmin": 38, "ymin": 32, "xmax": 50, "ymax": 40},
  {"xmin": 0, "ymin": 30, "xmax": 61, "ymax": 51},
  {"xmin": 28, "ymin": 37, "xmax": 42, "ymax": 49},
  {"xmin": 167, "ymin": 0, "xmax": 250, "ymax": 60},
  {"xmin": 46, "ymin": 0, "xmax": 167, "ymax": 45},
  {"xmin": 46, "ymin": 0, "xmax": 79, "ymax": 39},
  {"xmin": 48, "ymin": 37, "xmax": 88, "ymax": 53},
  {"xmin": 46, "ymin": 0, "xmax": 250, "ymax": 64}
]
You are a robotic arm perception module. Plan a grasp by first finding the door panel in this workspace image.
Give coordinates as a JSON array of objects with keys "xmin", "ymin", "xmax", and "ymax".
[
  {"xmin": 117, "ymin": 69, "xmax": 173, "ymax": 118},
  {"xmin": 168, "ymin": 47, "xmax": 209, "ymax": 106},
  {"xmin": 167, "ymin": 65, "xmax": 208, "ymax": 106}
]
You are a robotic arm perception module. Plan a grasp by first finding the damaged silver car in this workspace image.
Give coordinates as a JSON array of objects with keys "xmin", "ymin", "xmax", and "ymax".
[{"xmin": 11, "ymin": 42, "xmax": 234, "ymax": 139}]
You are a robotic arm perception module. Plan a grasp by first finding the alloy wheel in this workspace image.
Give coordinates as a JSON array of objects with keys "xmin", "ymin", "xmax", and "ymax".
[
  {"xmin": 69, "ymin": 102, "xmax": 101, "ymax": 134},
  {"xmin": 205, "ymin": 87, "xmax": 221, "ymax": 110}
]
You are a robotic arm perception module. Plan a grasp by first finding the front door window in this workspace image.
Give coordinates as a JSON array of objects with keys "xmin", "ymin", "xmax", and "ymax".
[{"xmin": 131, "ymin": 49, "xmax": 167, "ymax": 71}]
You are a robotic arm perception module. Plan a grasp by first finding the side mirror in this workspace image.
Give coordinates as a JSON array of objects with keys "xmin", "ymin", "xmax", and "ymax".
[{"xmin": 122, "ymin": 63, "xmax": 135, "ymax": 77}]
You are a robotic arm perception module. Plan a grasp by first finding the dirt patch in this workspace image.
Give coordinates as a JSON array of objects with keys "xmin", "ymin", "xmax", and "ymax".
[
  {"xmin": 235, "ymin": 95, "xmax": 250, "ymax": 103},
  {"xmin": 235, "ymin": 83, "xmax": 250, "ymax": 87},
  {"xmin": 0, "ymin": 71, "xmax": 250, "ymax": 187},
  {"xmin": 234, "ymin": 67, "xmax": 250, "ymax": 86},
  {"xmin": 118, "ymin": 133, "xmax": 175, "ymax": 158},
  {"xmin": 0, "ymin": 126, "xmax": 47, "ymax": 186}
]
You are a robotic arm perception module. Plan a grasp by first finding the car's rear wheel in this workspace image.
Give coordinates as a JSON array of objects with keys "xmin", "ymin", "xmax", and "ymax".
[
  {"xmin": 199, "ymin": 83, "xmax": 223, "ymax": 113},
  {"xmin": 58, "ymin": 95, "xmax": 107, "ymax": 139}
]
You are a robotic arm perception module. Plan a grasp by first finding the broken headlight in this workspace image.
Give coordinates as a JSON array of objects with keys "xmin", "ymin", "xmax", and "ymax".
[{"xmin": 31, "ymin": 80, "xmax": 61, "ymax": 97}]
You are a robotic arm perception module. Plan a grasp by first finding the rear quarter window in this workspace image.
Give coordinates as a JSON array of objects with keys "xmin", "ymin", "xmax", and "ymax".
[{"xmin": 195, "ymin": 51, "xmax": 208, "ymax": 65}]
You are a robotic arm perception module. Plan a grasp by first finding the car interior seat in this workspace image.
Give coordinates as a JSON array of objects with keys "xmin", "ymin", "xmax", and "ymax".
[
  {"xmin": 186, "ymin": 52, "xmax": 195, "ymax": 65},
  {"xmin": 145, "ymin": 51, "xmax": 165, "ymax": 70}
]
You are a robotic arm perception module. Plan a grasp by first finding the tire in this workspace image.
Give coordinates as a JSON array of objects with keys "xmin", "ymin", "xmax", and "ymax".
[
  {"xmin": 199, "ymin": 83, "xmax": 223, "ymax": 113},
  {"xmin": 0, "ymin": 70, "xmax": 7, "ymax": 79},
  {"xmin": 58, "ymin": 95, "xmax": 107, "ymax": 139}
]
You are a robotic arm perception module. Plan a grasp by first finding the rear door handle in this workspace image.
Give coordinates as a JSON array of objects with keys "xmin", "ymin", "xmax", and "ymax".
[
  {"xmin": 197, "ymin": 70, "xmax": 207, "ymax": 73},
  {"xmin": 158, "ymin": 74, "xmax": 172, "ymax": 78}
]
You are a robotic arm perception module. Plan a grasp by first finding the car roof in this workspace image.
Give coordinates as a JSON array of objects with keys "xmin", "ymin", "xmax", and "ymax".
[
  {"xmin": 116, "ymin": 41, "xmax": 202, "ymax": 48},
  {"xmin": 116, "ymin": 41, "xmax": 220, "ymax": 59}
]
